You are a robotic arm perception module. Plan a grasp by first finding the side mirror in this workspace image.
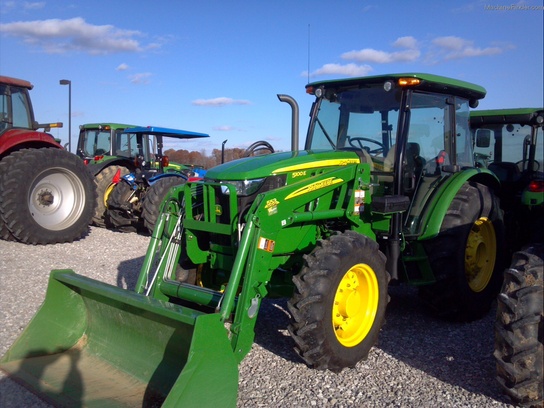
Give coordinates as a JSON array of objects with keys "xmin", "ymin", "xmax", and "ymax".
[{"xmin": 475, "ymin": 129, "xmax": 491, "ymax": 148}]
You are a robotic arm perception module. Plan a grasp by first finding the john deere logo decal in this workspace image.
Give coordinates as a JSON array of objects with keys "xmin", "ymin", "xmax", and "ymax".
[
  {"xmin": 265, "ymin": 198, "xmax": 280, "ymax": 215},
  {"xmin": 274, "ymin": 158, "xmax": 359, "ymax": 174},
  {"xmin": 285, "ymin": 177, "xmax": 343, "ymax": 200}
]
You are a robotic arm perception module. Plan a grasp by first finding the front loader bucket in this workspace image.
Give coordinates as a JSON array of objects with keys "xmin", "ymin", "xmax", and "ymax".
[{"xmin": 0, "ymin": 270, "xmax": 238, "ymax": 408}]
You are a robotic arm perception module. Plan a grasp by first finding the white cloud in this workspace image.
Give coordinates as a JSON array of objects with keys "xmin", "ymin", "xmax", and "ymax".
[
  {"xmin": 342, "ymin": 36, "xmax": 420, "ymax": 63},
  {"xmin": 212, "ymin": 125, "xmax": 247, "ymax": 132},
  {"xmin": 393, "ymin": 36, "xmax": 418, "ymax": 50},
  {"xmin": 192, "ymin": 97, "xmax": 251, "ymax": 107},
  {"xmin": 128, "ymin": 72, "xmax": 152, "ymax": 84},
  {"xmin": 0, "ymin": 17, "xmax": 157, "ymax": 55},
  {"xmin": 116, "ymin": 63, "xmax": 129, "ymax": 71},
  {"xmin": 304, "ymin": 34, "xmax": 511, "ymax": 80},
  {"xmin": 306, "ymin": 63, "xmax": 373, "ymax": 78},
  {"xmin": 431, "ymin": 36, "xmax": 504, "ymax": 60},
  {"xmin": 23, "ymin": 2, "xmax": 45, "ymax": 10}
]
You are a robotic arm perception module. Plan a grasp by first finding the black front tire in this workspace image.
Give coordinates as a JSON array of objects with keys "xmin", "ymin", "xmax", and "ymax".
[
  {"xmin": 287, "ymin": 231, "xmax": 390, "ymax": 372},
  {"xmin": 420, "ymin": 181, "xmax": 505, "ymax": 321},
  {"xmin": 494, "ymin": 245, "xmax": 543, "ymax": 407},
  {"xmin": 0, "ymin": 148, "xmax": 96, "ymax": 244},
  {"xmin": 106, "ymin": 180, "xmax": 141, "ymax": 232},
  {"xmin": 142, "ymin": 177, "xmax": 185, "ymax": 235},
  {"xmin": 92, "ymin": 165, "xmax": 129, "ymax": 227}
]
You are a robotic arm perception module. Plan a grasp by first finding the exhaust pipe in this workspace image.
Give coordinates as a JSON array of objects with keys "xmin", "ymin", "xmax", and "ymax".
[{"xmin": 277, "ymin": 94, "xmax": 299, "ymax": 151}]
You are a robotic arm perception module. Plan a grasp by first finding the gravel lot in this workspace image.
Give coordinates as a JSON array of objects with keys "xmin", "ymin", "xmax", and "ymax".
[{"xmin": 0, "ymin": 227, "xmax": 516, "ymax": 407}]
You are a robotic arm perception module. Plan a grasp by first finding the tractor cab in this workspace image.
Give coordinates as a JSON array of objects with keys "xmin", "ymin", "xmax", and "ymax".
[
  {"xmin": 121, "ymin": 126, "xmax": 209, "ymax": 180},
  {"xmin": 76, "ymin": 123, "xmax": 139, "ymax": 162},
  {"xmin": 304, "ymin": 74, "xmax": 489, "ymax": 240},
  {"xmin": 470, "ymin": 108, "xmax": 544, "ymax": 247}
]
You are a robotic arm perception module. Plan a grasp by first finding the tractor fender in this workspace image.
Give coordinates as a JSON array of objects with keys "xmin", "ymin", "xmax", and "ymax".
[
  {"xmin": 148, "ymin": 172, "xmax": 188, "ymax": 185},
  {"xmin": 418, "ymin": 168, "xmax": 500, "ymax": 241},
  {"xmin": 0, "ymin": 128, "xmax": 61, "ymax": 157},
  {"xmin": 87, "ymin": 157, "xmax": 135, "ymax": 176}
]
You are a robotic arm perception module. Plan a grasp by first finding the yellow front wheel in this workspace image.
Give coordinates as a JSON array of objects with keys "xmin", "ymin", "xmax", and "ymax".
[
  {"xmin": 333, "ymin": 263, "xmax": 379, "ymax": 347},
  {"xmin": 288, "ymin": 231, "xmax": 389, "ymax": 372}
]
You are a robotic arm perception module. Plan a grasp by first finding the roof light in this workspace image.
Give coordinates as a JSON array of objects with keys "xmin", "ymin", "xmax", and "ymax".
[
  {"xmin": 398, "ymin": 78, "xmax": 421, "ymax": 86},
  {"xmin": 306, "ymin": 86, "xmax": 315, "ymax": 95}
]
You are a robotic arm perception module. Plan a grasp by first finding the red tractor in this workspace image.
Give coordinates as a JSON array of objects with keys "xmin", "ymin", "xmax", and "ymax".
[{"xmin": 0, "ymin": 75, "xmax": 96, "ymax": 244}]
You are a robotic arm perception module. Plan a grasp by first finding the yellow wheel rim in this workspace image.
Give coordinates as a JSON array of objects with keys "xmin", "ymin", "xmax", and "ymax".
[
  {"xmin": 332, "ymin": 263, "xmax": 379, "ymax": 347},
  {"xmin": 465, "ymin": 217, "xmax": 496, "ymax": 292},
  {"xmin": 103, "ymin": 183, "xmax": 116, "ymax": 208}
]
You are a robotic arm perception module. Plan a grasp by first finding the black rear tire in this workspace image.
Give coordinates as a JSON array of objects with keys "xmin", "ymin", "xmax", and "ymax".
[
  {"xmin": 494, "ymin": 245, "xmax": 543, "ymax": 407},
  {"xmin": 0, "ymin": 148, "xmax": 96, "ymax": 244},
  {"xmin": 420, "ymin": 181, "xmax": 505, "ymax": 321},
  {"xmin": 287, "ymin": 231, "xmax": 389, "ymax": 372},
  {"xmin": 142, "ymin": 177, "xmax": 185, "ymax": 235},
  {"xmin": 92, "ymin": 165, "xmax": 129, "ymax": 227},
  {"xmin": 0, "ymin": 157, "xmax": 16, "ymax": 241}
]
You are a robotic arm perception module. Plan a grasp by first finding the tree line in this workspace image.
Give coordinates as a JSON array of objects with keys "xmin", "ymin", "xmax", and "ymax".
[{"xmin": 164, "ymin": 147, "xmax": 253, "ymax": 169}]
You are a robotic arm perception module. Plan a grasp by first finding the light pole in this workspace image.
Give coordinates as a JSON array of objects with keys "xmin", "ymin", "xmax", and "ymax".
[{"xmin": 59, "ymin": 79, "xmax": 71, "ymax": 152}]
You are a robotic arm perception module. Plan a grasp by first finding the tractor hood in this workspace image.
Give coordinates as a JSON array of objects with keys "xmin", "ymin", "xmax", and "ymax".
[{"xmin": 205, "ymin": 150, "xmax": 361, "ymax": 181}]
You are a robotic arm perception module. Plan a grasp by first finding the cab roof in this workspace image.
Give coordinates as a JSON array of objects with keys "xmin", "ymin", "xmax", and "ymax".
[
  {"xmin": 80, "ymin": 123, "xmax": 137, "ymax": 130},
  {"xmin": 0, "ymin": 75, "xmax": 33, "ymax": 90},
  {"xmin": 306, "ymin": 73, "xmax": 487, "ymax": 101},
  {"xmin": 124, "ymin": 126, "xmax": 209, "ymax": 139},
  {"xmin": 470, "ymin": 108, "xmax": 543, "ymax": 126}
]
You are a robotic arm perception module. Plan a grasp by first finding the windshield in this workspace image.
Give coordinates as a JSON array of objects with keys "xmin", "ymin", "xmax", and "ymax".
[
  {"xmin": 0, "ymin": 85, "xmax": 33, "ymax": 132},
  {"xmin": 81, "ymin": 129, "xmax": 112, "ymax": 157},
  {"xmin": 307, "ymin": 84, "xmax": 474, "ymax": 172},
  {"xmin": 473, "ymin": 123, "xmax": 543, "ymax": 171}
]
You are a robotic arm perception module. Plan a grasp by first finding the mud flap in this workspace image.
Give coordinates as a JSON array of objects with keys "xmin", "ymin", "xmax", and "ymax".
[{"xmin": 0, "ymin": 270, "xmax": 238, "ymax": 407}]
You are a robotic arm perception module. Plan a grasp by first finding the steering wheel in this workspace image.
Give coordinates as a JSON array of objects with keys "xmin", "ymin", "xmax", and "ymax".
[
  {"xmin": 348, "ymin": 137, "xmax": 385, "ymax": 154},
  {"xmin": 516, "ymin": 159, "xmax": 540, "ymax": 171},
  {"xmin": 242, "ymin": 141, "xmax": 275, "ymax": 157}
]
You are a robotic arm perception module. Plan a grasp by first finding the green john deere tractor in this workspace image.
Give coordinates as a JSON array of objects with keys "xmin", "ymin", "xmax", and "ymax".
[
  {"xmin": 471, "ymin": 108, "xmax": 543, "ymax": 407},
  {"xmin": 0, "ymin": 73, "xmax": 505, "ymax": 407},
  {"xmin": 77, "ymin": 123, "xmax": 140, "ymax": 227},
  {"xmin": 471, "ymin": 108, "xmax": 543, "ymax": 248}
]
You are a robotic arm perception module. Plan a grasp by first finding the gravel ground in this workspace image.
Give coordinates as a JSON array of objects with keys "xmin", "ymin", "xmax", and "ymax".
[{"xmin": 0, "ymin": 227, "xmax": 516, "ymax": 408}]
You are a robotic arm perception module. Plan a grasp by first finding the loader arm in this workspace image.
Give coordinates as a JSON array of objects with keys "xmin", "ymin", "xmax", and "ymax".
[{"xmin": 139, "ymin": 162, "xmax": 374, "ymax": 360}]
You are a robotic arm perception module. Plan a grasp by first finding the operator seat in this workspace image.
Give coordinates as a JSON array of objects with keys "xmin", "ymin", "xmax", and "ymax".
[{"xmin": 377, "ymin": 143, "xmax": 425, "ymax": 194}]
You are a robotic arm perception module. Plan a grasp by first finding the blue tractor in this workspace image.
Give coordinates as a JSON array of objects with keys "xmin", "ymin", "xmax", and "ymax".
[{"xmin": 106, "ymin": 126, "xmax": 209, "ymax": 234}]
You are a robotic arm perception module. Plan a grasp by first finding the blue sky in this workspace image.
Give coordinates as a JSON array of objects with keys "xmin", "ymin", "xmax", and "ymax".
[{"xmin": 1, "ymin": 0, "xmax": 542, "ymax": 154}]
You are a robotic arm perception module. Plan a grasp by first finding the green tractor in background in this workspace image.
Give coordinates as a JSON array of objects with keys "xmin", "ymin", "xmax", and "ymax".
[
  {"xmin": 471, "ymin": 108, "xmax": 543, "ymax": 407},
  {"xmin": 1, "ymin": 73, "xmax": 505, "ymax": 407},
  {"xmin": 76, "ymin": 122, "xmax": 138, "ymax": 162},
  {"xmin": 77, "ymin": 123, "xmax": 140, "ymax": 226}
]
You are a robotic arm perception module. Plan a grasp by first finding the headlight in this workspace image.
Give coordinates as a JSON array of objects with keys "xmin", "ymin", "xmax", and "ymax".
[{"xmin": 220, "ymin": 178, "xmax": 265, "ymax": 196}]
